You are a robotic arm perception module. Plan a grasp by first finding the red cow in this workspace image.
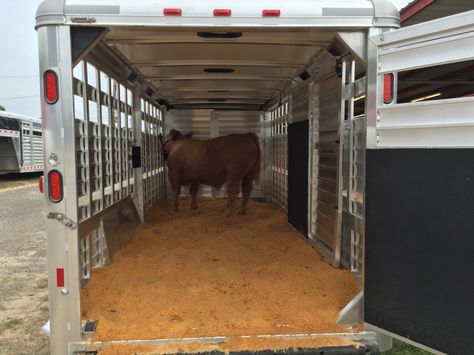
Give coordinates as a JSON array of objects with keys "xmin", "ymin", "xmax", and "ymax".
[{"xmin": 163, "ymin": 129, "xmax": 261, "ymax": 216}]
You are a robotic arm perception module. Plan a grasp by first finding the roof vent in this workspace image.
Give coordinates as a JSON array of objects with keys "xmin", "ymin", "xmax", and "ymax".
[
  {"xmin": 204, "ymin": 68, "xmax": 235, "ymax": 74},
  {"xmin": 327, "ymin": 42, "xmax": 346, "ymax": 57},
  {"xmin": 197, "ymin": 32, "xmax": 243, "ymax": 39},
  {"xmin": 298, "ymin": 71, "xmax": 311, "ymax": 81}
]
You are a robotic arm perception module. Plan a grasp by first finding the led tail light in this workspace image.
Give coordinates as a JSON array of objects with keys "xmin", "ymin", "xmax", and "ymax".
[
  {"xmin": 163, "ymin": 8, "xmax": 182, "ymax": 16},
  {"xmin": 383, "ymin": 73, "xmax": 394, "ymax": 104},
  {"xmin": 44, "ymin": 70, "xmax": 58, "ymax": 104},
  {"xmin": 214, "ymin": 9, "xmax": 231, "ymax": 16},
  {"xmin": 48, "ymin": 170, "xmax": 63, "ymax": 203},
  {"xmin": 56, "ymin": 268, "xmax": 64, "ymax": 287},
  {"xmin": 263, "ymin": 9, "xmax": 281, "ymax": 17}
]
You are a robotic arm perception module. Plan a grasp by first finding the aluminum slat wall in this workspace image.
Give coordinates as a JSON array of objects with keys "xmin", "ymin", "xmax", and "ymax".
[
  {"xmin": 311, "ymin": 74, "xmax": 341, "ymax": 250},
  {"xmin": 72, "ymin": 60, "xmax": 166, "ymax": 288},
  {"xmin": 141, "ymin": 98, "xmax": 166, "ymax": 212},
  {"xmin": 73, "ymin": 61, "xmax": 135, "ymax": 221},
  {"xmin": 264, "ymin": 102, "xmax": 288, "ymax": 208},
  {"xmin": 291, "ymin": 82, "xmax": 309, "ymax": 124}
]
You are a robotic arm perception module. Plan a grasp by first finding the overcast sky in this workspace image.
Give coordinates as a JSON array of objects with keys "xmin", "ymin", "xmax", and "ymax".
[{"xmin": 0, "ymin": 0, "xmax": 411, "ymax": 118}]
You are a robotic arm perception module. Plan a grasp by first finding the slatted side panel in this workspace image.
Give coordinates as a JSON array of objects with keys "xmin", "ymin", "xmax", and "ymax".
[
  {"xmin": 73, "ymin": 61, "xmax": 136, "ymax": 221},
  {"xmin": 291, "ymin": 83, "xmax": 309, "ymax": 123},
  {"xmin": 73, "ymin": 61, "xmax": 167, "ymax": 287},
  {"xmin": 31, "ymin": 123, "xmax": 44, "ymax": 167},
  {"xmin": 216, "ymin": 110, "xmax": 264, "ymax": 199},
  {"xmin": 268, "ymin": 102, "xmax": 289, "ymax": 209},
  {"xmin": 311, "ymin": 74, "xmax": 341, "ymax": 250},
  {"xmin": 262, "ymin": 111, "xmax": 273, "ymax": 201},
  {"xmin": 20, "ymin": 122, "xmax": 33, "ymax": 166},
  {"xmin": 340, "ymin": 60, "xmax": 366, "ymax": 276},
  {"xmin": 169, "ymin": 109, "xmax": 213, "ymax": 197},
  {"xmin": 141, "ymin": 99, "xmax": 166, "ymax": 212}
]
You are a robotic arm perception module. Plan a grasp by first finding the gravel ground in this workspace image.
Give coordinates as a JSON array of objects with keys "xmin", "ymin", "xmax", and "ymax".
[{"xmin": 0, "ymin": 174, "xmax": 50, "ymax": 355}]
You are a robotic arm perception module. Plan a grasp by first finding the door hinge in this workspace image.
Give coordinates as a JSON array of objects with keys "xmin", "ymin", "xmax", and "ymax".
[{"xmin": 47, "ymin": 212, "xmax": 77, "ymax": 230}]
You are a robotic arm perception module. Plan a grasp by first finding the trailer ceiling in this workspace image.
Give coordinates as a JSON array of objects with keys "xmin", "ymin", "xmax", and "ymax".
[{"xmin": 103, "ymin": 27, "xmax": 338, "ymax": 109}]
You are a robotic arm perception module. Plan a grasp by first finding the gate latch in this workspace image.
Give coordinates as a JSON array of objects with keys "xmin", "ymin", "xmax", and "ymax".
[{"xmin": 47, "ymin": 212, "xmax": 77, "ymax": 230}]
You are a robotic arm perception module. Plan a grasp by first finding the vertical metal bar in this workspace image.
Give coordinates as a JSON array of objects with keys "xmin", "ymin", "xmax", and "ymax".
[
  {"xmin": 333, "ymin": 60, "xmax": 348, "ymax": 268},
  {"xmin": 144, "ymin": 102, "xmax": 149, "ymax": 210},
  {"xmin": 124, "ymin": 89, "xmax": 130, "ymax": 197},
  {"xmin": 117, "ymin": 85, "xmax": 123, "ymax": 201},
  {"xmin": 142, "ymin": 101, "xmax": 147, "ymax": 211},
  {"xmin": 146, "ymin": 103, "xmax": 150, "ymax": 209},
  {"xmin": 96, "ymin": 69, "xmax": 104, "ymax": 211},
  {"xmin": 153, "ymin": 106, "xmax": 158, "ymax": 203},
  {"xmin": 159, "ymin": 109, "xmax": 164, "ymax": 199},
  {"xmin": 109, "ymin": 78, "xmax": 115, "ymax": 205},
  {"xmin": 348, "ymin": 60, "xmax": 356, "ymax": 214},
  {"xmin": 151, "ymin": 105, "xmax": 155, "ymax": 204},
  {"xmin": 132, "ymin": 88, "xmax": 144, "ymax": 221},
  {"xmin": 82, "ymin": 61, "xmax": 92, "ymax": 218},
  {"xmin": 38, "ymin": 25, "xmax": 81, "ymax": 355},
  {"xmin": 152, "ymin": 105, "xmax": 156, "ymax": 203}
]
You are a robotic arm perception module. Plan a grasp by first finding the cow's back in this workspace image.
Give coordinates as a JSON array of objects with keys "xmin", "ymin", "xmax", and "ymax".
[{"xmin": 168, "ymin": 133, "xmax": 259, "ymax": 187}]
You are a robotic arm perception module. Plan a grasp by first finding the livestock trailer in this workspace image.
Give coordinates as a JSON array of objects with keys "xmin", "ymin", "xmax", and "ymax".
[
  {"xmin": 0, "ymin": 111, "xmax": 43, "ymax": 173},
  {"xmin": 36, "ymin": 1, "xmax": 474, "ymax": 354}
]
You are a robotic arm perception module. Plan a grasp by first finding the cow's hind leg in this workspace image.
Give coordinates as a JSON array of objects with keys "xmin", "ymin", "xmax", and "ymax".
[
  {"xmin": 224, "ymin": 177, "xmax": 241, "ymax": 217},
  {"xmin": 170, "ymin": 181, "xmax": 181, "ymax": 212},
  {"xmin": 190, "ymin": 183, "xmax": 199, "ymax": 210},
  {"xmin": 240, "ymin": 174, "xmax": 254, "ymax": 215}
]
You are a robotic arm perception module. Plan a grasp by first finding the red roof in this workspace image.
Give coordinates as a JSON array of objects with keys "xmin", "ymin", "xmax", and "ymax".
[{"xmin": 400, "ymin": 0, "xmax": 437, "ymax": 23}]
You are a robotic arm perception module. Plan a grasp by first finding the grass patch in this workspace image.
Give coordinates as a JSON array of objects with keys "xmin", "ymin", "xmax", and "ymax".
[{"xmin": 382, "ymin": 339, "xmax": 433, "ymax": 355}]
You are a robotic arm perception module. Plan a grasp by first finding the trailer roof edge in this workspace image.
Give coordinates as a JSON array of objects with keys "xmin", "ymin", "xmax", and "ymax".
[
  {"xmin": 0, "ymin": 111, "xmax": 41, "ymax": 122},
  {"xmin": 36, "ymin": 0, "xmax": 400, "ymax": 29},
  {"xmin": 36, "ymin": 0, "xmax": 65, "ymax": 29}
]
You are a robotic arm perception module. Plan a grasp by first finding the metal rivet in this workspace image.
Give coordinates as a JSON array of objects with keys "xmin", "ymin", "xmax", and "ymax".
[{"xmin": 61, "ymin": 288, "xmax": 69, "ymax": 295}]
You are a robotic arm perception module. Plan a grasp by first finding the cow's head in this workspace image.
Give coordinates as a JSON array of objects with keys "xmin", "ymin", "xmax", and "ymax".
[{"xmin": 163, "ymin": 129, "xmax": 193, "ymax": 160}]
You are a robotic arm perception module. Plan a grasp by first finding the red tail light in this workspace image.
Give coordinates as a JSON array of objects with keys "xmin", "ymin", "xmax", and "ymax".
[
  {"xmin": 214, "ymin": 9, "xmax": 231, "ymax": 16},
  {"xmin": 39, "ymin": 175, "xmax": 44, "ymax": 193},
  {"xmin": 263, "ymin": 9, "xmax": 281, "ymax": 17},
  {"xmin": 383, "ymin": 73, "xmax": 394, "ymax": 104},
  {"xmin": 44, "ymin": 70, "xmax": 58, "ymax": 104},
  {"xmin": 163, "ymin": 8, "xmax": 182, "ymax": 15},
  {"xmin": 48, "ymin": 170, "xmax": 63, "ymax": 203},
  {"xmin": 56, "ymin": 268, "xmax": 64, "ymax": 287}
]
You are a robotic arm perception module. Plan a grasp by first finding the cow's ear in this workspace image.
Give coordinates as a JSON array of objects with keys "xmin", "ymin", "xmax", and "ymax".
[
  {"xmin": 169, "ymin": 129, "xmax": 181, "ymax": 140},
  {"xmin": 184, "ymin": 132, "xmax": 193, "ymax": 139}
]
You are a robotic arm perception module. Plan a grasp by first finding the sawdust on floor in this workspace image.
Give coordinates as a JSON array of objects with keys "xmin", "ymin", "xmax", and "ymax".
[{"xmin": 81, "ymin": 198, "xmax": 361, "ymax": 350}]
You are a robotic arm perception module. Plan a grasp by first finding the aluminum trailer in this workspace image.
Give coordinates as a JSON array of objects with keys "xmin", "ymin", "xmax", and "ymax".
[
  {"xmin": 35, "ymin": 1, "xmax": 474, "ymax": 354},
  {"xmin": 0, "ymin": 111, "xmax": 43, "ymax": 173}
]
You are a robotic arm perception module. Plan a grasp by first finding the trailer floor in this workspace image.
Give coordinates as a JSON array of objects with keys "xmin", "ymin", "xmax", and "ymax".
[{"xmin": 82, "ymin": 198, "xmax": 361, "ymax": 348}]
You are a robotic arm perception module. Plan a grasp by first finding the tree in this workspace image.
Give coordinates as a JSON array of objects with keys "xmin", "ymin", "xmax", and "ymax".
[{"xmin": 0, "ymin": 105, "xmax": 5, "ymax": 111}]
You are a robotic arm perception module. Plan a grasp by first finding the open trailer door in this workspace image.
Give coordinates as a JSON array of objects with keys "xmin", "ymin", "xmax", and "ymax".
[{"xmin": 364, "ymin": 11, "xmax": 474, "ymax": 355}]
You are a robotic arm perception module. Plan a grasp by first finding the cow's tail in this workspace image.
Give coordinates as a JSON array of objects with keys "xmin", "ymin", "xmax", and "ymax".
[{"xmin": 251, "ymin": 133, "xmax": 261, "ymax": 183}]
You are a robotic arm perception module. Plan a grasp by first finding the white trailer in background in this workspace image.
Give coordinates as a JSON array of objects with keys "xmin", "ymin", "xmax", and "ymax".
[
  {"xmin": 0, "ymin": 111, "xmax": 43, "ymax": 173},
  {"xmin": 35, "ymin": 0, "xmax": 474, "ymax": 354}
]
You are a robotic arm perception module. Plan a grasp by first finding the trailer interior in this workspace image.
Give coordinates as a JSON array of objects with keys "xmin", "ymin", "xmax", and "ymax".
[{"xmin": 66, "ymin": 24, "xmax": 375, "ymax": 354}]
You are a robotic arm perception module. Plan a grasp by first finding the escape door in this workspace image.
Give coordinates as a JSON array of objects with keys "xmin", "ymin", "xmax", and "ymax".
[{"xmin": 364, "ymin": 11, "xmax": 474, "ymax": 355}]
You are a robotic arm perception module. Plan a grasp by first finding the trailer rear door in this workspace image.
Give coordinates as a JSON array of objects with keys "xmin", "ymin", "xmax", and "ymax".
[{"xmin": 365, "ymin": 11, "xmax": 474, "ymax": 355}]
